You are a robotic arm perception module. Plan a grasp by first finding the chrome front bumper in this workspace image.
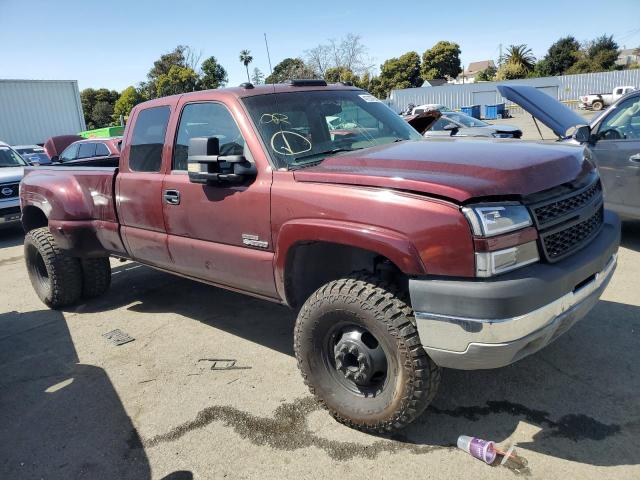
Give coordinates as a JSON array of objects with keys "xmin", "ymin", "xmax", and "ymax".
[
  {"xmin": 414, "ymin": 254, "xmax": 617, "ymax": 369},
  {"xmin": 0, "ymin": 197, "xmax": 21, "ymax": 224}
]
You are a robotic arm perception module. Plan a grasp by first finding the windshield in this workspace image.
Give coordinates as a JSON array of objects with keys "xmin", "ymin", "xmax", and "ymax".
[
  {"xmin": 0, "ymin": 147, "xmax": 28, "ymax": 167},
  {"xmin": 444, "ymin": 112, "xmax": 488, "ymax": 128},
  {"xmin": 242, "ymin": 90, "xmax": 422, "ymax": 169}
]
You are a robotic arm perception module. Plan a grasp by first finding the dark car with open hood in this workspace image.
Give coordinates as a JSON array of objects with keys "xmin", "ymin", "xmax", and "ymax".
[
  {"xmin": 19, "ymin": 81, "xmax": 619, "ymax": 432},
  {"xmin": 499, "ymin": 84, "xmax": 640, "ymax": 221}
]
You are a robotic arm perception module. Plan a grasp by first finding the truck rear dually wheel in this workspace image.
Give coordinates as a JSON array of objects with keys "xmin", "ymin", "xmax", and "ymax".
[
  {"xmin": 81, "ymin": 257, "xmax": 111, "ymax": 299},
  {"xmin": 294, "ymin": 272, "xmax": 440, "ymax": 432},
  {"xmin": 24, "ymin": 227, "xmax": 82, "ymax": 308}
]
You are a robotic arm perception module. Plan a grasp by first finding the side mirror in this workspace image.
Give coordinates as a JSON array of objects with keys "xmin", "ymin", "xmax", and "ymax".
[
  {"xmin": 443, "ymin": 123, "xmax": 459, "ymax": 136},
  {"xmin": 50, "ymin": 155, "xmax": 60, "ymax": 163},
  {"xmin": 572, "ymin": 125, "xmax": 592, "ymax": 144},
  {"xmin": 187, "ymin": 137, "xmax": 253, "ymax": 185}
]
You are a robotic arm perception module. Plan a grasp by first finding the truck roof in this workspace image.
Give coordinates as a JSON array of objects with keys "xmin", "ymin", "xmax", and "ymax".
[{"xmin": 134, "ymin": 82, "xmax": 362, "ymax": 110}]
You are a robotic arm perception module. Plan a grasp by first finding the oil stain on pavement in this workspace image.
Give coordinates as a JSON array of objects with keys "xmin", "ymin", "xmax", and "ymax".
[{"xmin": 144, "ymin": 397, "xmax": 531, "ymax": 475}]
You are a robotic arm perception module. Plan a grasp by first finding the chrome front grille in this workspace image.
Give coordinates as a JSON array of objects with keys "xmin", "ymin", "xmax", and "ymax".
[{"xmin": 0, "ymin": 182, "xmax": 19, "ymax": 199}]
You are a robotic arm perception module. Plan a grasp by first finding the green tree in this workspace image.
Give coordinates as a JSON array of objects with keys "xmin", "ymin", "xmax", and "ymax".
[
  {"xmin": 80, "ymin": 87, "xmax": 120, "ymax": 129},
  {"xmin": 421, "ymin": 41, "xmax": 461, "ymax": 79},
  {"xmin": 155, "ymin": 65, "xmax": 199, "ymax": 98},
  {"xmin": 80, "ymin": 88, "xmax": 97, "ymax": 127},
  {"xmin": 500, "ymin": 44, "xmax": 536, "ymax": 71},
  {"xmin": 536, "ymin": 36, "xmax": 581, "ymax": 76},
  {"xmin": 324, "ymin": 66, "xmax": 360, "ymax": 84},
  {"xmin": 265, "ymin": 58, "xmax": 316, "ymax": 83},
  {"xmin": 372, "ymin": 51, "xmax": 422, "ymax": 99},
  {"xmin": 251, "ymin": 67, "xmax": 265, "ymax": 85},
  {"xmin": 90, "ymin": 101, "xmax": 114, "ymax": 128},
  {"xmin": 566, "ymin": 35, "xmax": 620, "ymax": 74},
  {"xmin": 200, "ymin": 56, "xmax": 228, "ymax": 89},
  {"xmin": 143, "ymin": 45, "xmax": 200, "ymax": 98},
  {"xmin": 148, "ymin": 45, "xmax": 188, "ymax": 80},
  {"xmin": 475, "ymin": 65, "xmax": 497, "ymax": 81},
  {"xmin": 113, "ymin": 86, "xmax": 144, "ymax": 121},
  {"xmin": 495, "ymin": 62, "xmax": 531, "ymax": 80},
  {"xmin": 239, "ymin": 49, "xmax": 253, "ymax": 83}
]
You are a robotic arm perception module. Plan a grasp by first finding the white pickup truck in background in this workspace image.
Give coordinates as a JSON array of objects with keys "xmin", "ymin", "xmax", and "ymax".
[{"xmin": 580, "ymin": 85, "xmax": 636, "ymax": 110}]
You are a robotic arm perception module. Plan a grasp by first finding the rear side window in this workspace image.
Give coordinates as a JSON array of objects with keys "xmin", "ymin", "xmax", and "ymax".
[
  {"xmin": 77, "ymin": 143, "xmax": 96, "ymax": 159},
  {"xmin": 129, "ymin": 106, "xmax": 170, "ymax": 172},
  {"xmin": 96, "ymin": 143, "xmax": 110, "ymax": 156}
]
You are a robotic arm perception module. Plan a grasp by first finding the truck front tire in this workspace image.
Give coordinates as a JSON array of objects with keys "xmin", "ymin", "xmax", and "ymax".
[
  {"xmin": 294, "ymin": 272, "xmax": 440, "ymax": 432},
  {"xmin": 24, "ymin": 227, "xmax": 83, "ymax": 309},
  {"xmin": 81, "ymin": 257, "xmax": 111, "ymax": 299},
  {"xmin": 592, "ymin": 100, "xmax": 604, "ymax": 111}
]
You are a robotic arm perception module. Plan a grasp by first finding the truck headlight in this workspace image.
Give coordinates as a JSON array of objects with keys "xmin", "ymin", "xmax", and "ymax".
[
  {"xmin": 462, "ymin": 204, "xmax": 532, "ymax": 237},
  {"xmin": 475, "ymin": 241, "xmax": 539, "ymax": 277}
]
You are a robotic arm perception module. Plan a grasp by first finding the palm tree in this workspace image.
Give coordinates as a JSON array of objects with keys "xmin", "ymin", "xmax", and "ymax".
[
  {"xmin": 500, "ymin": 44, "xmax": 536, "ymax": 71},
  {"xmin": 239, "ymin": 50, "xmax": 253, "ymax": 83}
]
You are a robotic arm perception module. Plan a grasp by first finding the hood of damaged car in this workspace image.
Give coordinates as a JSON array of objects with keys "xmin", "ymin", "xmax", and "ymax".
[
  {"xmin": 293, "ymin": 138, "xmax": 593, "ymax": 203},
  {"xmin": 497, "ymin": 84, "xmax": 589, "ymax": 138}
]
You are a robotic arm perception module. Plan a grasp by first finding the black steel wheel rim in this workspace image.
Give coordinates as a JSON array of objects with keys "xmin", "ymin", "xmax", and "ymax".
[{"xmin": 322, "ymin": 320, "xmax": 389, "ymax": 397}]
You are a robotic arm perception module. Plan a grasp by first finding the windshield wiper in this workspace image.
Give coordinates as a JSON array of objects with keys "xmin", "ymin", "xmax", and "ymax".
[{"xmin": 294, "ymin": 147, "xmax": 360, "ymax": 163}]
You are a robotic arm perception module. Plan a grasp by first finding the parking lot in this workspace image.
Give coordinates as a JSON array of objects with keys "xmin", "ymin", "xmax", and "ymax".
[{"xmin": 1, "ymin": 112, "xmax": 639, "ymax": 480}]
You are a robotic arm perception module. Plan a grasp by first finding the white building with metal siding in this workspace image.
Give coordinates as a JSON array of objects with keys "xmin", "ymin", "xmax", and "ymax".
[
  {"xmin": 0, "ymin": 79, "xmax": 86, "ymax": 145},
  {"xmin": 388, "ymin": 70, "xmax": 640, "ymax": 115}
]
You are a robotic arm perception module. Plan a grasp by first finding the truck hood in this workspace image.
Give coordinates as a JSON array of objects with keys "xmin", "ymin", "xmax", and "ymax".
[
  {"xmin": 0, "ymin": 166, "xmax": 25, "ymax": 183},
  {"xmin": 293, "ymin": 139, "xmax": 592, "ymax": 203},
  {"xmin": 497, "ymin": 84, "xmax": 588, "ymax": 138}
]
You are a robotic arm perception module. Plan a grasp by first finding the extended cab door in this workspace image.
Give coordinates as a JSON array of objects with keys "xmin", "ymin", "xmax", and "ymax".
[
  {"xmin": 589, "ymin": 94, "xmax": 640, "ymax": 218},
  {"xmin": 116, "ymin": 104, "xmax": 173, "ymax": 268},
  {"xmin": 161, "ymin": 99, "xmax": 276, "ymax": 298}
]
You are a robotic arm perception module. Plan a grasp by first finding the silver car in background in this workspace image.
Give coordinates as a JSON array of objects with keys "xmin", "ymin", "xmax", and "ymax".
[
  {"xmin": 499, "ymin": 85, "xmax": 640, "ymax": 221},
  {"xmin": 0, "ymin": 141, "xmax": 27, "ymax": 226},
  {"xmin": 423, "ymin": 111, "xmax": 523, "ymax": 139}
]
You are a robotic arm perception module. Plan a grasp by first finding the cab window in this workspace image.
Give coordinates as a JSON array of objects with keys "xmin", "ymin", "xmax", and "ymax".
[
  {"xmin": 60, "ymin": 143, "xmax": 79, "ymax": 162},
  {"xmin": 173, "ymin": 102, "xmax": 245, "ymax": 171},
  {"xmin": 96, "ymin": 143, "xmax": 110, "ymax": 156},
  {"xmin": 77, "ymin": 143, "xmax": 96, "ymax": 159},
  {"xmin": 129, "ymin": 106, "xmax": 171, "ymax": 172}
]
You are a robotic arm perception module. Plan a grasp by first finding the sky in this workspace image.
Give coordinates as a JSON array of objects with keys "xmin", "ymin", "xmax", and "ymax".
[{"xmin": 1, "ymin": 0, "xmax": 639, "ymax": 91}]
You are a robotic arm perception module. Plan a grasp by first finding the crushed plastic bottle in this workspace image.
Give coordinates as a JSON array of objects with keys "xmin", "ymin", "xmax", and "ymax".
[{"xmin": 457, "ymin": 435, "xmax": 497, "ymax": 465}]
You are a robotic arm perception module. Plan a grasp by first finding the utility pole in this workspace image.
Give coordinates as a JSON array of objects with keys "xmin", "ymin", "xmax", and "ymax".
[{"xmin": 498, "ymin": 43, "xmax": 503, "ymax": 67}]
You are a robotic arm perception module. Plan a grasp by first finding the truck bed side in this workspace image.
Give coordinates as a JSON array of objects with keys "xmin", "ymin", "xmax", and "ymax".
[{"xmin": 20, "ymin": 166, "xmax": 127, "ymax": 257}]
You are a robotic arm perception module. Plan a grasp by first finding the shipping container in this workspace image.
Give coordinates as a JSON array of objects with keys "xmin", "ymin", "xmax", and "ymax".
[{"xmin": 0, "ymin": 79, "xmax": 86, "ymax": 145}]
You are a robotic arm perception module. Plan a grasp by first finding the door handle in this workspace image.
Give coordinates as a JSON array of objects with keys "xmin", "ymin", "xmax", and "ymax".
[
  {"xmin": 163, "ymin": 189, "xmax": 180, "ymax": 205},
  {"xmin": 630, "ymin": 153, "xmax": 640, "ymax": 163}
]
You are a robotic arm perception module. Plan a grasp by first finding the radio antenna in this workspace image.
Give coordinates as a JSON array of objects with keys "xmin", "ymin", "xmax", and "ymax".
[{"xmin": 264, "ymin": 33, "xmax": 274, "ymax": 83}]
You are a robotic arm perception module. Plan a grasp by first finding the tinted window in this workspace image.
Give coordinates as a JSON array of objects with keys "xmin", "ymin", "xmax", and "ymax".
[
  {"xmin": 129, "ymin": 106, "xmax": 170, "ymax": 172},
  {"xmin": 96, "ymin": 143, "xmax": 110, "ymax": 156},
  {"xmin": 60, "ymin": 143, "xmax": 79, "ymax": 162},
  {"xmin": 173, "ymin": 103, "xmax": 245, "ymax": 171},
  {"xmin": 0, "ymin": 147, "xmax": 28, "ymax": 167},
  {"xmin": 77, "ymin": 143, "xmax": 96, "ymax": 159}
]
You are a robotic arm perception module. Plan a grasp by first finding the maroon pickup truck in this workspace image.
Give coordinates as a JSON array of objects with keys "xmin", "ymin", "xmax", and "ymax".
[{"xmin": 20, "ymin": 81, "xmax": 620, "ymax": 432}]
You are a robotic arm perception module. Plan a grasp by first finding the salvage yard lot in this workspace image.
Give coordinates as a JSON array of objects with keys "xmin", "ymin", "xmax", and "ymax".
[
  {"xmin": 2, "ymin": 224, "xmax": 639, "ymax": 479},
  {"xmin": 1, "ymin": 109, "xmax": 638, "ymax": 478}
]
